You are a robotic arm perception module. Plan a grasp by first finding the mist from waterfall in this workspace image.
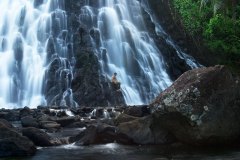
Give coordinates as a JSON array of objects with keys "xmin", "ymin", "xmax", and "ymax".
[
  {"xmin": 0, "ymin": 0, "xmax": 200, "ymax": 108},
  {"xmin": 80, "ymin": 0, "xmax": 173, "ymax": 105},
  {"xmin": 0, "ymin": 0, "xmax": 69, "ymax": 108}
]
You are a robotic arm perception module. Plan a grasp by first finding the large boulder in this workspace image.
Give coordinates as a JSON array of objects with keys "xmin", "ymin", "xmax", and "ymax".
[
  {"xmin": 70, "ymin": 124, "xmax": 133, "ymax": 145},
  {"xmin": 150, "ymin": 65, "xmax": 240, "ymax": 146},
  {"xmin": 0, "ymin": 109, "xmax": 20, "ymax": 121},
  {"xmin": 55, "ymin": 116, "xmax": 76, "ymax": 127},
  {"xmin": 20, "ymin": 107, "xmax": 32, "ymax": 118},
  {"xmin": 22, "ymin": 127, "xmax": 55, "ymax": 147},
  {"xmin": 0, "ymin": 122, "xmax": 36, "ymax": 157},
  {"xmin": 117, "ymin": 116, "xmax": 175, "ymax": 145},
  {"xmin": 114, "ymin": 113, "xmax": 138, "ymax": 126},
  {"xmin": 21, "ymin": 116, "xmax": 39, "ymax": 128},
  {"xmin": 0, "ymin": 119, "xmax": 14, "ymax": 129},
  {"xmin": 123, "ymin": 105, "xmax": 150, "ymax": 117}
]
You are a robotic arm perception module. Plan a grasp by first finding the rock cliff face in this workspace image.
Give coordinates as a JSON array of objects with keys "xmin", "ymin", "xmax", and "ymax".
[
  {"xmin": 140, "ymin": 3, "xmax": 192, "ymax": 80},
  {"xmin": 62, "ymin": 0, "xmax": 201, "ymax": 107},
  {"xmin": 147, "ymin": 0, "xmax": 218, "ymax": 66},
  {"xmin": 150, "ymin": 65, "xmax": 240, "ymax": 146},
  {"xmin": 64, "ymin": 0, "xmax": 125, "ymax": 107}
]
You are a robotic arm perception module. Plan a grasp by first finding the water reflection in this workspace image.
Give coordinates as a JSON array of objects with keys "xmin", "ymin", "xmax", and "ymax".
[{"xmin": 3, "ymin": 143, "xmax": 240, "ymax": 160}]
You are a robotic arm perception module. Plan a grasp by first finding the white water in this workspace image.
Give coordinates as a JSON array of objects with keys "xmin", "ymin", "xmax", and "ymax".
[
  {"xmin": 0, "ymin": 0, "xmax": 67, "ymax": 108},
  {"xmin": 141, "ymin": 0, "xmax": 203, "ymax": 69},
  {"xmin": 81, "ymin": 0, "xmax": 173, "ymax": 105},
  {"xmin": 0, "ymin": 0, "xmax": 200, "ymax": 108}
]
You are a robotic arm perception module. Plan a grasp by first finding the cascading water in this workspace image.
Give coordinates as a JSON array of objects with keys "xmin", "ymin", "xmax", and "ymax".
[
  {"xmin": 0, "ymin": 0, "xmax": 73, "ymax": 108},
  {"xmin": 0, "ymin": 0, "xmax": 200, "ymax": 108},
  {"xmin": 79, "ymin": 0, "xmax": 185, "ymax": 105}
]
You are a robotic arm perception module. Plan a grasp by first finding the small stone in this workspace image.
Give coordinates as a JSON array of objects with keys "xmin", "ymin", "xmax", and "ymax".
[
  {"xmin": 193, "ymin": 88, "xmax": 200, "ymax": 97},
  {"xmin": 178, "ymin": 92, "xmax": 183, "ymax": 96},
  {"xmin": 204, "ymin": 106, "xmax": 209, "ymax": 111},
  {"xmin": 190, "ymin": 114, "xmax": 199, "ymax": 121}
]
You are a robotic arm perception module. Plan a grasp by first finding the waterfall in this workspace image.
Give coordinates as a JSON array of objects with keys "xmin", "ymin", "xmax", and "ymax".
[
  {"xmin": 80, "ymin": 0, "xmax": 173, "ymax": 105},
  {"xmin": 0, "ymin": 0, "xmax": 201, "ymax": 108},
  {"xmin": 78, "ymin": 0, "xmax": 201, "ymax": 105},
  {"xmin": 0, "ymin": 0, "xmax": 73, "ymax": 108}
]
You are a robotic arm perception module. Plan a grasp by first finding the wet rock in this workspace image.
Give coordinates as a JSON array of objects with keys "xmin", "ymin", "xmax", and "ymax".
[
  {"xmin": 22, "ymin": 127, "xmax": 55, "ymax": 147},
  {"xmin": 56, "ymin": 111, "xmax": 67, "ymax": 117},
  {"xmin": 46, "ymin": 36, "xmax": 55, "ymax": 64},
  {"xmin": 64, "ymin": 2, "xmax": 126, "ymax": 107},
  {"xmin": 21, "ymin": 116, "xmax": 39, "ymax": 128},
  {"xmin": 117, "ymin": 116, "xmax": 175, "ymax": 145},
  {"xmin": 71, "ymin": 107, "xmax": 94, "ymax": 117},
  {"xmin": 89, "ymin": 28, "xmax": 100, "ymax": 46},
  {"xmin": 0, "ymin": 109, "xmax": 20, "ymax": 121},
  {"xmin": 44, "ymin": 57, "xmax": 76, "ymax": 107},
  {"xmin": 13, "ymin": 35, "xmax": 23, "ymax": 63},
  {"xmin": 70, "ymin": 124, "xmax": 133, "ymax": 145},
  {"xmin": 20, "ymin": 106, "xmax": 32, "ymax": 118},
  {"xmin": 0, "ymin": 119, "xmax": 14, "ymax": 129},
  {"xmin": 123, "ymin": 105, "xmax": 150, "ymax": 117},
  {"xmin": 114, "ymin": 113, "xmax": 138, "ymax": 126},
  {"xmin": 66, "ymin": 121, "xmax": 87, "ymax": 128},
  {"xmin": 72, "ymin": 49, "xmax": 125, "ymax": 106},
  {"xmin": 0, "ymin": 121, "xmax": 36, "ymax": 157},
  {"xmin": 37, "ymin": 114, "xmax": 52, "ymax": 122},
  {"xmin": 151, "ymin": 65, "xmax": 240, "ymax": 146},
  {"xmin": 55, "ymin": 116, "xmax": 76, "ymax": 127},
  {"xmin": 33, "ymin": 0, "xmax": 43, "ymax": 8},
  {"xmin": 39, "ymin": 121, "xmax": 61, "ymax": 130},
  {"xmin": 147, "ymin": 0, "xmax": 217, "ymax": 67}
]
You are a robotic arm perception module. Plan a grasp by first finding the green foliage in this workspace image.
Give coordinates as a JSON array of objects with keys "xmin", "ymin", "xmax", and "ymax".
[
  {"xmin": 172, "ymin": 0, "xmax": 240, "ymax": 71},
  {"xmin": 204, "ymin": 14, "xmax": 240, "ymax": 56},
  {"xmin": 173, "ymin": 0, "xmax": 211, "ymax": 35}
]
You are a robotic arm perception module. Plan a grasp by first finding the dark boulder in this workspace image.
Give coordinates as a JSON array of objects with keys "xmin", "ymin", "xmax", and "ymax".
[
  {"xmin": 22, "ymin": 127, "xmax": 54, "ymax": 147},
  {"xmin": 21, "ymin": 116, "xmax": 38, "ymax": 128},
  {"xmin": 66, "ymin": 121, "xmax": 87, "ymax": 128},
  {"xmin": 0, "ymin": 119, "xmax": 14, "ymax": 129},
  {"xmin": 70, "ymin": 124, "xmax": 133, "ymax": 145},
  {"xmin": 0, "ymin": 109, "xmax": 20, "ymax": 121},
  {"xmin": 117, "ymin": 116, "xmax": 175, "ymax": 145},
  {"xmin": 114, "ymin": 113, "xmax": 138, "ymax": 126},
  {"xmin": 20, "ymin": 106, "xmax": 32, "ymax": 118},
  {"xmin": 0, "ymin": 122, "xmax": 36, "ymax": 157},
  {"xmin": 150, "ymin": 65, "xmax": 240, "ymax": 146},
  {"xmin": 69, "ymin": 124, "xmax": 115, "ymax": 145},
  {"xmin": 55, "ymin": 116, "xmax": 76, "ymax": 127},
  {"xmin": 39, "ymin": 121, "xmax": 61, "ymax": 130},
  {"xmin": 123, "ymin": 105, "xmax": 150, "ymax": 117}
]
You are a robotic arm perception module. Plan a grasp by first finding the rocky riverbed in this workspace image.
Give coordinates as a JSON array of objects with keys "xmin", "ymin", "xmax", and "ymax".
[{"xmin": 1, "ymin": 65, "xmax": 240, "ymax": 158}]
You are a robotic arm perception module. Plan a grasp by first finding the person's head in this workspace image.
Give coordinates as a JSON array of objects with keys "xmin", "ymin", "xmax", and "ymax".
[{"xmin": 114, "ymin": 72, "xmax": 117, "ymax": 76}]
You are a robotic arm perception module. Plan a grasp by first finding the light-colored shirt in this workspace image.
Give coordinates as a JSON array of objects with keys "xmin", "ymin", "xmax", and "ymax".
[{"xmin": 111, "ymin": 75, "xmax": 118, "ymax": 84}]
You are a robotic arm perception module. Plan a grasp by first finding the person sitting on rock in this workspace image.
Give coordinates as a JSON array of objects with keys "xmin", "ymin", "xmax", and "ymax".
[{"xmin": 111, "ymin": 72, "xmax": 121, "ymax": 90}]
